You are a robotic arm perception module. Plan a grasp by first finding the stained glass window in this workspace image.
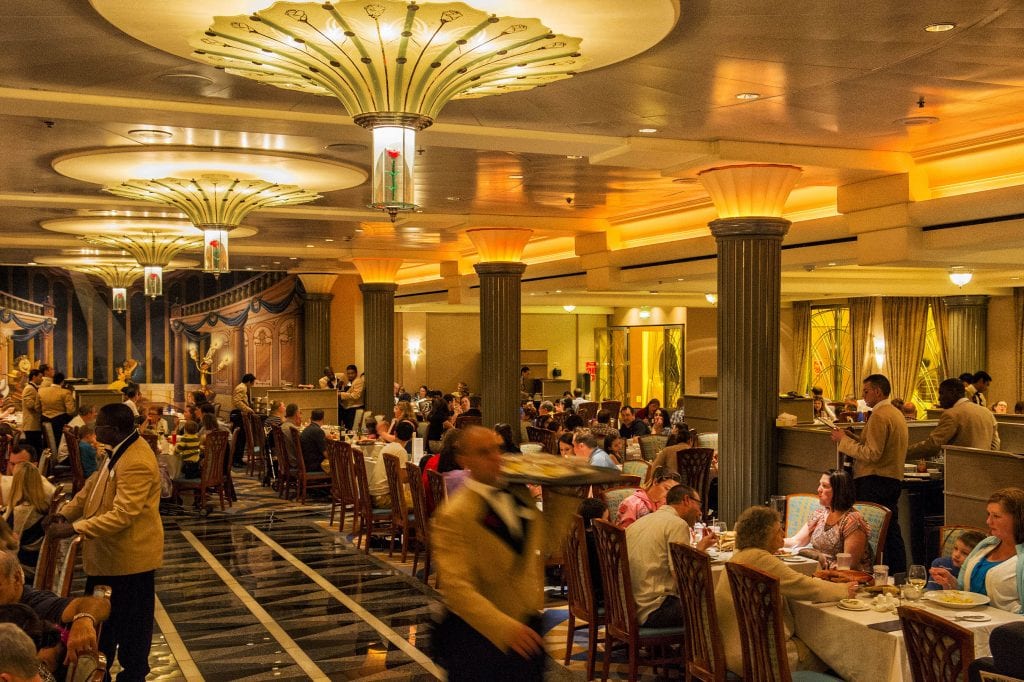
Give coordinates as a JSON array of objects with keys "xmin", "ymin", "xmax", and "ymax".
[{"xmin": 808, "ymin": 306, "xmax": 852, "ymax": 401}]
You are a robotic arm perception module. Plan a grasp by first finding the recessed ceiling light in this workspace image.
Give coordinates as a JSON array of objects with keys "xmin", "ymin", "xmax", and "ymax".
[
  {"xmin": 288, "ymin": 257, "xmax": 298, "ymax": 260},
  {"xmin": 325, "ymin": 142, "xmax": 369, "ymax": 153},
  {"xmin": 638, "ymin": 128, "xmax": 658, "ymax": 134},
  {"xmin": 827, "ymin": 261, "xmax": 837, "ymax": 267},
  {"xmin": 508, "ymin": 174, "xmax": 524, "ymax": 179},
  {"xmin": 735, "ymin": 92, "xmax": 760, "ymax": 100},
  {"xmin": 565, "ymin": 154, "xmax": 584, "ymax": 160},
  {"xmin": 895, "ymin": 116, "xmax": 939, "ymax": 127},
  {"xmin": 305, "ymin": 244, "xmax": 315, "ymax": 248},
  {"xmin": 925, "ymin": 22, "xmax": 956, "ymax": 32},
  {"xmin": 445, "ymin": 195, "xmax": 462, "ymax": 202},
  {"xmin": 245, "ymin": 266, "xmax": 254, "ymax": 270},
  {"xmin": 27, "ymin": 261, "xmax": 37, "ymax": 266},
  {"xmin": 273, "ymin": 261, "xmax": 281, "ymax": 264},
  {"xmin": 127, "ymin": 129, "xmax": 173, "ymax": 143},
  {"xmin": 555, "ymin": 289, "xmax": 562, "ymax": 293},
  {"xmin": 324, "ymin": 238, "xmax": 334, "ymax": 242}
]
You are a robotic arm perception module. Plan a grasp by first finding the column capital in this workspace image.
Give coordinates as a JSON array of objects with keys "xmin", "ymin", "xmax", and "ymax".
[
  {"xmin": 941, "ymin": 295, "xmax": 989, "ymax": 308},
  {"xmin": 709, "ymin": 216, "xmax": 791, "ymax": 239},
  {"xmin": 358, "ymin": 282, "xmax": 398, "ymax": 294},
  {"xmin": 304, "ymin": 292, "xmax": 335, "ymax": 302},
  {"xmin": 473, "ymin": 261, "xmax": 527, "ymax": 277}
]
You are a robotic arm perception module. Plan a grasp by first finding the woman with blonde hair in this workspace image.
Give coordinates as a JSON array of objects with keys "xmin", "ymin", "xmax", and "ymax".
[{"xmin": 4, "ymin": 462, "xmax": 50, "ymax": 568}]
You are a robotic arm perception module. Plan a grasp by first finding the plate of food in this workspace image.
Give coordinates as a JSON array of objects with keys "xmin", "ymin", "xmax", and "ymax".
[
  {"xmin": 817, "ymin": 569, "xmax": 874, "ymax": 585},
  {"xmin": 922, "ymin": 590, "xmax": 991, "ymax": 609},
  {"xmin": 500, "ymin": 453, "xmax": 631, "ymax": 486},
  {"xmin": 837, "ymin": 598, "xmax": 870, "ymax": 611},
  {"xmin": 780, "ymin": 555, "xmax": 805, "ymax": 563}
]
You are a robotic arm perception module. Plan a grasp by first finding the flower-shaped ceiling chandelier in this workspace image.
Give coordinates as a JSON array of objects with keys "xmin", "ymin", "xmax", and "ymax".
[
  {"xmin": 188, "ymin": 0, "xmax": 584, "ymax": 220},
  {"xmin": 35, "ymin": 253, "xmax": 196, "ymax": 309}
]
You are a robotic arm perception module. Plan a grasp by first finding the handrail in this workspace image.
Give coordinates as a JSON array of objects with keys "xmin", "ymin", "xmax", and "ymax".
[
  {"xmin": 176, "ymin": 271, "xmax": 289, "ymax": 317},
  {"xmin": 0, "ymin": 290, "xmax": 46, "ymax": 316}
]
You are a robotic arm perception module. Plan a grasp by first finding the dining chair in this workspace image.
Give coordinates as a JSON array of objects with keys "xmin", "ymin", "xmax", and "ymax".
[
  {"xmin": 599, "ymin": 485, "xmax": 640, "ymax": 526},
  {"xmin": 325, "ymin": 439, "xmax": 356, "ymax": 529},
  {"xmin": 977, "ymin": 673, "xmax": 1022, "ymax": 682},
  {"xmin": 381, "ymin": 452, "xmax": 415, "ymax": 559},
  {"xmin": 526, "ymin": 425, "xmax": 559, "ymax": 455},
  {"xmin": 426, "ymin": 468, "xmax": 448, "ymax": 516},
  {"xmin": 172, "ymin": 429, "xmax": 229, "ymax": 512},
  {"xmin": 454, "ymin": 414, "xmax": 482, "ymax": 429},
  {"xmin": 405, "ymin": 461, "xmax": 432, "ymax": 584},
  {"xmin": 638, "ymin": 435, "xmax": 667, "ymax": 462},
  {"xmin": 592, "ymin": 476, "xmax": 641, "ymax": 502},
  {"xmin": 898, "ymin": 605, "xmax": 975, "ymax": 682},
  {"xmin": 784, "ymin": 494, "xmax": 820, "ymax": 537},
  {"xmin": 725, "ymin": 562, "xmax": 840, "ymax": 682},
  {"xmin": 562, "ymin": 515, "xmax": 605, "ymax": 681},
  {"xmin": 269, "ymin": 426, "xmax": 297, "ymax": 500},
  {"xmin": 622, "ymin": 459, "xmax": 651, "ymax": 481},
  {"xmin": 675, "ymin": 447, "xmax": 715, "ymax": 515},
  {"xmin": 576, "ymin": 401, "xmax": 599, "ymax": 424},
  {"xmin": 242, "ymin": 412, "xmax": 263, "ymax": 479},
  {"xmin": 140, "ymin": 432, "xmax": 160, "ymax": 456},
  {"xmin": 63, "ymin": 426, "xmax": 87, "ymax": 495},
  {"xmin": 938, "ymin": 525, "xmax": 986, "ymax": 558},
  {"xmin": 592, "ymin": 519, "xmax": 685, "ymax": 682},
  {"xmin": 287, "ymin": 427, "xmax": 331, "ymax": 504},
  {"xmin": 66, "ymin": 652, "xmax": 108, "ymax": 682},
  {"xmin": 852, "ymin": 501, "xmax": 891, "ymax": 565},
  {"xmin": 350, "ymin": 448, "xmax": 395, "ymax": 554},
  {"xmin": 33, "ymin": 534, "xmax": 80, "ymax": 597},
  {"xmin": 600, "ymin": 400, "xmax": 622, "ymax": 425},
  {"xmin": 669, "ymin": 542, "xmax": 733, "ymax": 682}
]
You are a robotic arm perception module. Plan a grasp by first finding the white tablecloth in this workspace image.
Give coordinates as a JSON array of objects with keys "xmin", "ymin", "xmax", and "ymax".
[
  {"xmin": 159, "ymin": 452, "xmax": 182, "ymax": 480},
  {"xmin": 710, "ymin": 552, "xmax": 819, "ymax": 584},
  {"xmin": 792, "ymin": 597, "xmax": 1022, "ymax": 682}
]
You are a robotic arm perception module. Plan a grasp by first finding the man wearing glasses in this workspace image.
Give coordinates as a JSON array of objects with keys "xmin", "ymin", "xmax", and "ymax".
[
  {"xmin": 830, "ymin": 373, "xmax": 909, "ymax": 573},
  {"xmin": 626, "ymin": 484, "xmax": 717, "ymax": 628}
]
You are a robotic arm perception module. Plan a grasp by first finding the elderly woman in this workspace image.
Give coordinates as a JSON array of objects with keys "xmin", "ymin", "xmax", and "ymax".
[
  {"xmin": 784, "ymin": 468, "xmax": 872, "ymax": 571},
  {"xmin": 930, "ymin": 487, "xmax": 1024, "ymax": 613},
  {"xmin": 715, "ymin": 506, "xmax": 856, "ymax": 677},
  {"xmin": 616, "ymin": 468, "xmax": 680, "ymax": 529}
]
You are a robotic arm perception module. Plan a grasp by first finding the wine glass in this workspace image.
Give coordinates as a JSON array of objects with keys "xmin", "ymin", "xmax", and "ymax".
[{"xmin": 907, "ymin": 564, "xmax": 927, "ymax": 590}]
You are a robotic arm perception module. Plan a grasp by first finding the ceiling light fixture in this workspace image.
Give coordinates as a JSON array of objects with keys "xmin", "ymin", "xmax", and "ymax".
[
  {"xmin": 638, "ymin": 306, "xmax": 651, "ymax": 319},
  {"xmin": 949, "ymin": 268, "xmax": 973, "ymax": 287},
  {"xmin": 190, "ymin": 1, "xmax": 583, "ymax": 222},
  {"xmin": 508, "ymin": 174, "xmax": 525, "ymax": 180},
  {"xmin": 638, "ymin": 127, "xmax": 658, "ymax": 134},
  {"xmin": 705, "ymin": 292, "xmax": 718, "ymax": 305},
  {"xmin": 735, "ymin": 92, "xmax": 760, "ymax": 100},
  {"xmin": 127, "ymin": 129, "xmax": 173, "ymax": 143},
  {"xmin": 896, "ymin": 116, "xmax": 939, "ymax": 127},
  {"xmin": 563, "ymin": 305, "xmax": 576, "ymax": 312},
  {"xmin": 924, "ymin": 22, "xmax": 956, "ymax": 32}
]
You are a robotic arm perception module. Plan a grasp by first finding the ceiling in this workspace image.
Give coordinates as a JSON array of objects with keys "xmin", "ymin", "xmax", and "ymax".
[{"xmin": 3, "ymin": 0, "xmax": 1024, "ymax": 311}]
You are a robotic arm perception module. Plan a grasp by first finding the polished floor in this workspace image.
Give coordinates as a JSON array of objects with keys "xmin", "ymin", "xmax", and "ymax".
[{"xmin": 125, "ymin": 474, "xmax": 654, "ymax": 680}]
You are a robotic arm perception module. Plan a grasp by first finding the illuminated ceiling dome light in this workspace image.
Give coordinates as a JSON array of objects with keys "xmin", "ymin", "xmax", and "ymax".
[
  {"xmin": 562, "ymin": 304, "xmax": 576, "ymax": 312},
  {"xmin": 189, "ymin": 1, "xmax": 584, "ymax": 220},
  {"xmin": 705, "ymin": 292, "xmax": 718, "ymax": 305},
  {"xmin": 949, "ymin": 268, "xmax": 973, "ymax": 287},
  {"xmin": 697, "ymin": 164, "xmax": 802, "ymax": 218},
  {"xmin": 638, "ymin": 306, "xmax": 651, "ymax": 319}
]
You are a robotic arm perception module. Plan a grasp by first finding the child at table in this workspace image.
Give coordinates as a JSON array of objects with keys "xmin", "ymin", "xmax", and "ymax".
[
  {"xmin": 927, "ymin": 530, "xmax": 985, "ymax": 590},
  {"xmin": 78, "ymin": 424, "xmax": 101, "ymax": 478},
  {"xmin": 176, "ymin": 420, "xmax": 202, "ymax": 479}
]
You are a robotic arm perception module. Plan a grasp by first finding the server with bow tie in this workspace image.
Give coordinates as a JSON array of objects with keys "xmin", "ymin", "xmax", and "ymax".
[{"xmin": 431, "ymin": 425, "xmax": 578, "ymax": 681}]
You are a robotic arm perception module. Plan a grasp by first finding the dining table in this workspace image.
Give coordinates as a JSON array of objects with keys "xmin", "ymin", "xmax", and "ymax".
[
  {"xmin": 791, "ymin": 593, "xmax": 1023, "ymax": 682},
  {"xmin": 709, "ymin": 551, "xmax": 819, "ymax": 584}
]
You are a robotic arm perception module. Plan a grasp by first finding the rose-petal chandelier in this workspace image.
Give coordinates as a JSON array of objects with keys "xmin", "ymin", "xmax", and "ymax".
[
  {"xmin": 189, "ymin": 1, "xmax": 584, "ymax": 220},
  {"xmin": 77, "ymin": 263, "xmax": 143, "ymax": 312}
]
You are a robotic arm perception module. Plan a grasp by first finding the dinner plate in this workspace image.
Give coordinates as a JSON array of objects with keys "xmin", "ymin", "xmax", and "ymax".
[
  {"xmin": 922, "ymin": 590, "xmax": 991, "ymax": 609},
  {"xmin": 951, "ymin": 613, "xmax": 992, "ymax": 622},
  {"xmin": 500, "ymin": 453, "xmax": 630, "ymax": 485},
  {"xmin": 780, "ymin": 556, "xmax": 804, "ymax": 563},
  {"xmin": 837, "ymin": 599, "xmax": 870, "ymax": 611}
]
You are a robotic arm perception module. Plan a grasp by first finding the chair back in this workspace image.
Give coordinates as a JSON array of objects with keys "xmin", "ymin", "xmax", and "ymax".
[
  {"xmin": 288, "ymin": 427, "xmax": 309, "ymax": 476},
  {"xmin": 0, "ymin": 434, "xmax": 11, "ymax": 477},
  {"xmin": 853, "ymin": 501, "xmax": 891, "ymax": 565},
  {"xmin": 622, "ymin": 459, "xmax": 651, "ymax": 481},
  {"xmin": 592, "ymin": 476, "xmax": 641, "ymax": 501},
  {"xmin": 406, "ymin": 462, "xmax": 430, "ymax": 544},
  {"xmin": 352, "ymin": 408, "xmax": 365, "ymax": 434},
  {"xmin": 140, "ymin": 432, "xmax": 160, "ymax": 455},
  {"xmin": 725, "ymin": 562, "xmax": 792, "ymax": 682},
  {"xmin": 63, "ymin": 427, "xmax": 87, "ymax": 494},
  {"xmin": 898, "ymin": 605, "xmax": 975, "ymax": 682},
  {"xmin": 326, "ymin": 439, "xmax": 355, "ymax": 501},
  {"xmin": 670, "ymin": 542, "xmax": 727, "ymax": 682},
  {"xmin": 33, "ymin": 535, "xmax": 81, "ymax": 597},
  {"xmin": 525, "ymin": 425, "xmax": 559, "ymax": 455},
  {"xmin": 939, "ymin": 525, "xmax": 986, "ymax": 558},
  {"xmin": 549, "ymin": 412, "xmax": 570, "ymax": 430},
  {"xmin": 201, "ymin": 430, "xmax": 229, "ymax": 489},
  {"xmin": 600, "ymin": 400, "xmax": 622, "ymax": 423},
  {"xmin": 675, "ymin": 447, "xmax": 715, "ymax": 515},
  {"xmin": 592, "ymin": 519, "xmax": 639, "ymax": 643},
  {"xmin": 37, "ymin": 447, "xmax": 52, "ymax": 478},
  {"xmin": 454, "ymin": 414, "xmax": 482, "ymax": 429},
  {"xmin": 382, "ymin": 452, "xmax": 409, "ymax": 521},
  {"xmin": 784, "ymin": 493, "xmax": 820, "ymax": 537},
  {"xmin": 66, "ymin": 652, "xmax": 108, "ymax": 682},
  {"xmin": 350, "ymin": 448, "xmax": 374, "ymax": 520},
  {"xmin": 270, "ymin": 425, "xmax": 291, "ymax": 471},
  {"xmin": 638, "ymin": 435, "xmax": 667, "ymax": 461},
  {"xmin": 48, "ymin": 483, "xmax": 66, "ymax": 516},
  {"xmin": 563, "ymin": 516, "xmax": 599, "ymax": 624},
  {"xmin": 599, "ymin": 485, "xmax": 640, "ymax": 525},
  {"xmin": 576, "ymin": 401, "xmax": 599, "ymax": 424},
  {"xmin": 426, "ymin": 468, "xmax": 448, "ymax": 514},
  {"xmin": 42, "ymin": 422, "xmax": 58, "ymax": 457}
]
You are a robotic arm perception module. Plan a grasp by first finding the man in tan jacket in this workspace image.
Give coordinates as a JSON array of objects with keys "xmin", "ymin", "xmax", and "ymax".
[
  {"xmin": 431, "ymin": 426, "xmax": 578, "ymax": 681},
  {"xmin": 908, "ymin": 377, "xmax": 1000, "ymax": 458},
  {"xmin": 831, "ymin": 373, "xmax": 908, "ymax": 573},
  {"xmin": 20, "ymin": 369, "xmax": 43, "ymax": 453},
  {"xmin": 47, "ymin": 403, "xmax": 163, "ymax": 681},
  {"xmin": 38, "ymin": 371, "xmax": 75, "ymax": 449}
]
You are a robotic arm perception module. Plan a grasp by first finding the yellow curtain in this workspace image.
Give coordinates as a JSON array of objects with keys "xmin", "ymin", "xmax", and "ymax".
[
  {"xmin": 929, "ymin": 298, "xmax": 949, "ymax": 379},
  {"xmin": 848, "ymin": 297, "xmax": 874, "ymax": 379},
  {"xmin": 792, "ymin": 301, "xmax": 811, "ymax": 393},
  {"xmin": 881, "ymin": 297, "xmax": 930, "ymax": 402}
]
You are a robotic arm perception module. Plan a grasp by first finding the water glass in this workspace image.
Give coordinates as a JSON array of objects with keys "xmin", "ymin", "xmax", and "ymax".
[
  {"xmin": 836, "ymin": 553, "xmax": 853, "ymax": 571},
  {"xmin": 872, "ymin": 564, "xmax": 889, "ymax": 586}
]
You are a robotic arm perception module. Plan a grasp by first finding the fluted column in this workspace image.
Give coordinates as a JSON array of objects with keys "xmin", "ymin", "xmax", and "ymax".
[
  {"xmin": 942, "ymin": 295, "xmax": 988, "ymax": 377},
  {"xmin": 475, "ymin": 261, "xmax": 527, "ymax": 434},
  {"xmin": 360, "ymin": 283, "xmax": 397, "ymax": 417},
  {"xmin": 468, "ymin": 228, "xmax": 533, "ymax": 437},
  {"xmin": 231, "ymin": 324, "xmax": 246, "ymax": 387},
  {"xmin": 172, "ymin": 319, "xmax": 184, "ymax": 407},
  {"xmin": 42, "ymin": 301, "xmax": 55, "ymax": 366},
  {"xmin": 297, "ymin": 273, "xmax": 338, "ymax": 386},
  {"xmin": 700, "ymin": 164, "xmax": 801, "ymax": 524}
]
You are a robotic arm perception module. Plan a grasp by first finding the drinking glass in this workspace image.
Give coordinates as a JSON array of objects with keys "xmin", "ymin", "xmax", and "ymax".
[
  {"xmin": 713, "ymin": 521, "xmax": 727, "ymax": 536},
  {"xmin": 873, "ymin": 564, "xmax": 889, "ymax": 586},
  {"xmin": 907, "ymin": 564, "xmax": 927, "ymax": 590}
]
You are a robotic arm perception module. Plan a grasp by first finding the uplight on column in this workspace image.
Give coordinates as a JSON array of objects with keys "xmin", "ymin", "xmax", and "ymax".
[
  {"xmin": 467, "ymin": 228, "xmax": 534, "ymax": 263},
  {"xmin": 112, "ymin": 287, "xmax": 127, "ymax": 312},
  {"xmin": 203, "ymin": 227, "xmax": 230, "ymax": 274},
  {"xmin": 144, "ymin": 266, "xmax": 163, "ymax": 298},
  {"xmin": 698, "ymin": 164, "xmax": 802, "ymax": 218},
  {"xmin": 352, "ymin": 258, "xmax": 404, "ymax": 284}
]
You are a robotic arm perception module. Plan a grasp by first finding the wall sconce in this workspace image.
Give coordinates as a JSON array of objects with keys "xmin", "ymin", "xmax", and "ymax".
[
  {"xmin": 873, "ymin": 336, "xmax": 886, "ymax": 368},
  {"xmin": 563, "ymin": 305, "xmax": 577, "ymax": 312},
  {"xmin": 948, "ymin": 267, "xmax": 972, "ymax": 287},
  {"xmin": 406, "ymin": 337, "xmax": 423, "ymax": 368},
  {"xmin": 705, "ymin": 293, "xmax": 718, "ymax": 305},
  {"xmin": 638, "ymin": 306, "xmax": 652, "ymax": 320}
]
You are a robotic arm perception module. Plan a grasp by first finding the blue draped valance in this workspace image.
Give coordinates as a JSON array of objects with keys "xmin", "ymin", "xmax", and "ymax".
[
  {"xmin": 0, "ymin": 308, "xmax": 55, "ymax": 341},
  {"xmin": 170, "ymin": 278, "xmax": 304, "ymax": 337}
]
